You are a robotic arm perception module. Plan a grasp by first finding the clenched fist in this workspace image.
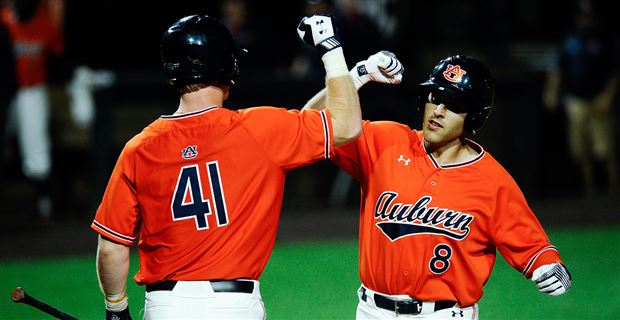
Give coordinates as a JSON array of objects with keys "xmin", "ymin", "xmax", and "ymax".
[
  {"xmin": 350, "ymin": 51, "xmax": 404, "ymax": 89},
  {"xmin": 532, "ymin": 263, "xmax": 572, "ymax": 296},
  {"xmin": 297, "ymin": 15, "xmax": 342, "ymax": 56}
]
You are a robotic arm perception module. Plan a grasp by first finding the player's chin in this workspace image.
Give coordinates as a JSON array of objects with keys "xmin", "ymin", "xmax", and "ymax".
[{"xmin": 423, "ymin": 125, "xmax": 442, "ymax": 141}]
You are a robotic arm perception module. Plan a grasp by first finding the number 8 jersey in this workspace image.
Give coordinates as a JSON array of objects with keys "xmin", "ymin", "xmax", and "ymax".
[
  {"xmin": 91, "ymin": 105, "xmax": 333, "ymax": 285},
  {"xmin": 331, "ymin": 120, "xmax": 564, "ymax": 307}
]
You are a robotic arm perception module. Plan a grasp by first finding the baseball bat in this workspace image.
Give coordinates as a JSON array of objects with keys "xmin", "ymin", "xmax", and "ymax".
[{"xmin": 11, "ymin": 287, "xmax": 79, "ymax": 320}]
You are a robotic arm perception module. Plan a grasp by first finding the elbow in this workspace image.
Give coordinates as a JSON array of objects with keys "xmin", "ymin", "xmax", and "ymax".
[
  {"xmin": 97, "ymin": 236, "xmax": 130, "ymax": 261},
  {"xmin": 333, "ymin": 122, "xmax": 361, "ymax": 146}
]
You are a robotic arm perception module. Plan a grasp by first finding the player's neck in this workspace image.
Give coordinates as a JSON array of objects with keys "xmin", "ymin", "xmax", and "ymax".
[
  {"xmin": 176, "ymin": 85, "xmax": 228, "ymax": 114},
  {"xmin": 426, "ymin": 138, "xmax": 477, "ymax": 165}
]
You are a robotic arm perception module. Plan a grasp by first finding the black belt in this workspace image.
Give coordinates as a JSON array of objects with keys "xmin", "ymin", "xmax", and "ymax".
[
  {"xmin": 146, "ymin": 280, "xmax": 254, "ymax": 293},
  {"xmin": 362, "ymin": 288, "xmax": 455, "ymax": 315}
]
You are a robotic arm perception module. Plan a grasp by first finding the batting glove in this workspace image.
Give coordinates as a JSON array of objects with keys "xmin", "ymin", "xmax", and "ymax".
[
  {"xmin": 531, "ymin": 263, "xmax": 572, "ymax": 296},
  {"xmin": 105, "ymin": 307, "xmax": 132, "ymax": 320},
  {"xmin": 297, "ymin": 14, "xmax": 342, "ymax": 56},
  {"xmin": 350, "ymin": 51, "xmax": 404, "ymax": 90}
]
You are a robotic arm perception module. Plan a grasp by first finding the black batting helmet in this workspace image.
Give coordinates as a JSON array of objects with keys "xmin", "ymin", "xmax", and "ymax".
[
  {"xmin": 419, "ymin": 55, "xmax": 495, "ymax": 134},
  {"xmin": 160, "ymin": 15, "xmax": 246, "ymax": 88}
]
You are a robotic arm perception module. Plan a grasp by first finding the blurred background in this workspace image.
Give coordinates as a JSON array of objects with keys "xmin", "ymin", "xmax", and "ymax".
[
  {"xmin": 1, "ymin": 0, "xmax": 619, "ymax": 319},
  {"xmin": 1, "ymin": 0, "xmax": 619, "ymax": 274}
]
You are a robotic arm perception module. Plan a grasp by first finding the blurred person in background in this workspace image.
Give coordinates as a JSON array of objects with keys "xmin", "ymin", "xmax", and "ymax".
[
  {"xmin": 0, "ymin": 0, "xmax": 64, "ymax": 225},
  {"xmin": 218, "ymin": 0, "xmax": 262, "ymax": 74},
  {"xmin": 0, "ymin": 21, "xmax": 17, "ymax": 178},
  {"xmin": 542, "ymin": 0, "xmax": 618, "ymax": 196}
]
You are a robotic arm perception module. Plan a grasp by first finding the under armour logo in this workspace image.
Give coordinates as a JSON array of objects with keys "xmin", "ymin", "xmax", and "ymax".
[
  {"xmin": 357, "ymin": 65, "xmax": 368, "ymax": 76},
  {"xmin": 451, "ymin": 310, "xmax": 464, "ymax": 317},
  {"xmin": 182, "ymin": 145, "xmax": 198, "ymax": 159},
  {"xmin": 397, "ymin": 155, "xmax": 411, "ymax": 166},
  {"xmin": 316, "ymin": 19, "xmax": 325, "ymax": 34}
]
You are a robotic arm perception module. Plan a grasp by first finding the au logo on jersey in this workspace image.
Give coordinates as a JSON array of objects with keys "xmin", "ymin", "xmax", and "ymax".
[
  {"xmin": 181, "ymin": 145, "xmax": 198, "ymax": 159},
  {"xmin": 443, "ymin": 64, "xmax": 466, "ymax": 83}
]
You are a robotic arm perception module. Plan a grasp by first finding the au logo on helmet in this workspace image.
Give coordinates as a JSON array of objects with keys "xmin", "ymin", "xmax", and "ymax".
[{"xmin": 442, "ymin": 64, "xmax": 466, "ymax": 83}]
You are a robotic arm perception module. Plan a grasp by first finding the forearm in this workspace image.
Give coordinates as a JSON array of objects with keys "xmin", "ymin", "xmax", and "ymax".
[
  {"xmin": 296, "ymin": 15, "xmax": 361, "ymax": 146},
  {"xmin": 318, "ymin": 48, "xmax": 361, "ymax": 146},
  {"xmin": 326, "ymin": 74, "xmax": 361, "ymax": 146},
  {"xmin": 302, "ymin": 88, "xmax": 327, "ymax": 111},
  {"xmin": 96, "ymin": 235, "xmax": 131, "ymax": 298}
]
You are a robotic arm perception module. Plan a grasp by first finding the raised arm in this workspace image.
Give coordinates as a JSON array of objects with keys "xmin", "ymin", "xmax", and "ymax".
[
  {"xmin": 297, "ymin": 15, "xmax": 361, "ymax": 146},
  {"xmin": 304, "ymin": 50, "xmax": 404, "ymax": 111}
]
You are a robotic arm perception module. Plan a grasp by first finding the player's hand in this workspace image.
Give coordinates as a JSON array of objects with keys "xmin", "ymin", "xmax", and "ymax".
[
  {"xmin": 297, "ymin": 14, "xmax": 342, "ymax": 56},
  {"xmin": 350, "ymin": 51, "xmax": 404, "ymax": 90},
  {"xmin": 105, "ymin": 306, "xmax": 132, "ymax": 320},
  {"xmin": 531, "ymin": 263, "xmax": 572, "ymax": 296}
]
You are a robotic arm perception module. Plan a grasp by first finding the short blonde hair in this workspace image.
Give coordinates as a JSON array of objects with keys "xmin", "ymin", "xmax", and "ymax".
[{"xmin": 179, "ymin": 83, "xmax": 210, "ymax": 94}]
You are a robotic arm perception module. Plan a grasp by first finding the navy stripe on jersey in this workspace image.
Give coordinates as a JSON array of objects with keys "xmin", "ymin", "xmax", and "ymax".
[
  {"xmin": 320, "ymin": 110, "xmax": 330, "ymax": 159},
  {"xmin": 92, "ymin": 220, "xmax": 136, "ymax": 243},
  {"xmin": 160, "ymin": 105, "xmax": 220, "ymax": 120},
  {"xmin": 522, "ymin": 245, "xmax": 559, "ymax": 276}
]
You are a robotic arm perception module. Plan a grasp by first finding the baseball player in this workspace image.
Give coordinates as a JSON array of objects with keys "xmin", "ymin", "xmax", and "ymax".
[
  {"xmin": 91, "ymin": 14, "xmax": 360, "ymax": 320},
  {"xmin": 0, "ymin": 0, "xmax": 64, "ymax": 223},
  {"xmin": 304, "ymin": 54, "xmax": 572, "ymax": 319}
]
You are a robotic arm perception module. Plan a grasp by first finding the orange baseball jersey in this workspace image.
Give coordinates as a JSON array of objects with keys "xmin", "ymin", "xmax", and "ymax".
[
  {"xmin": 0, "ymin": 1, "xmax": 63, "ymax": 88},
  {"xmin": 331, "ymin": 120, "xmax": 563, "ymax": 307},
  {"xmin": 91, "ymin": 106, "xmax": 333, "ymax": 285}
]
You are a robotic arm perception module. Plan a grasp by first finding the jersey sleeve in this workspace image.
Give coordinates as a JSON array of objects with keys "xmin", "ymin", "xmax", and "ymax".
[
  {"xmin": 331, "ymin": 120, "xmax": 412, "ymax": 181},
  {"xmin": 239, "ymin": 107, "xmax": 333, "ymax": 171},
  {"xmin": 91, "ymin": 141, "xmax": 141, "ymax": 246},
  {"xmin": 491, "ymin": 177, "xmax": 563, "ymax": 279}
]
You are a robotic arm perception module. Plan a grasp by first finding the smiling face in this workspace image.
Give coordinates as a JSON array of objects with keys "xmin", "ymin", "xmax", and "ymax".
[{"xmin": 423, "ymin": 92, "xmax": 467, "ymax": 150}]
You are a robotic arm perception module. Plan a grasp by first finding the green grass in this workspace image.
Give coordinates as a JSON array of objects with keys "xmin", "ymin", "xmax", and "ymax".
[{"xmin": 1, "ymin": 226, "xmax": 618, "ymax": 319}]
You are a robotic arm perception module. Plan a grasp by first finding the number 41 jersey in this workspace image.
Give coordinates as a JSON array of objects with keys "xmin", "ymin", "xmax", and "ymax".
[
  {"xmin": 92, "ymin": 106, "xmax": 333, "ymax": 285},
  {"xmin": 331, "ymin": 120, "xmax": 564, "ymax": 307}
]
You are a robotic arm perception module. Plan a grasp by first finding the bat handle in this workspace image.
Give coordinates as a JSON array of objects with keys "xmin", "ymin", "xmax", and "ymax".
[{"xmin": 11, "ymin": 287, "xmax": 79, "ymax": 320}]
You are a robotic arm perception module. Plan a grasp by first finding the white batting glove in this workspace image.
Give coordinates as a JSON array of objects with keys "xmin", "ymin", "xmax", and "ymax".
[
  {"xmin": 350, "ymin": 50, "xmax": 404, "ymax": 90},
  {"xmin": 531, "ymin": 263, "xmax": 572, "ymax": 296},
  {"xmin": 297, "ymin": 15, "xmax": 342, "ymax": 56},
  {"xmin": 297, "ymin": 14, "xmax": 349, "ymax": 78}
]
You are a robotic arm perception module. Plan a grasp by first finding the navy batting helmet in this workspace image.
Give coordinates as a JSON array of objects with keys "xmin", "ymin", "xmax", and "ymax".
[
  {"xmin": 160, "ymin": 15, "xmax": 246, "ymax": 88},
  {"xmin": 419, "ymin": 55, "xmax": 495, "ymax": 134}
]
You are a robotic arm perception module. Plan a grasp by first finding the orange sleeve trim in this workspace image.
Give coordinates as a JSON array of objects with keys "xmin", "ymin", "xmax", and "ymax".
[
  {"xmin": 91, "ymin": 220, "xmax": 135, "ymax": 246},
  {"xmin": 522, "ymin": 245, "xmax": 562, "ymax": 278}
]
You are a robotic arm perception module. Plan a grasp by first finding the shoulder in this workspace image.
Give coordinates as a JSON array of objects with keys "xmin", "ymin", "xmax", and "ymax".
[
  {"xmin": 236, "ymin": 106, "xmax": 328, "ymax": 123},
  {"xmin": 121, "ymin": 119, "xmax": 165, "ymax": 155},
  {"xmin": 362, "ymin": 120, "xmax": 420, "ymax": 142},
  {"xmin": 236, "ymin": 106, "xmax": 295, "ymax": 120},
  {"xmin": 476, "ymin": 151, "xmax": 519, "ymax": 188}
]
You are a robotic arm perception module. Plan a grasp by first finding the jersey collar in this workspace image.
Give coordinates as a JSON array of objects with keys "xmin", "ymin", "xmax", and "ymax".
[
  {"xmin": 423, "ymin": 138, "xmax": 485, "ymax": 169},
  {"xmin": 160, "ymin": 105, "xmax": 220, "ymax": 120}
]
